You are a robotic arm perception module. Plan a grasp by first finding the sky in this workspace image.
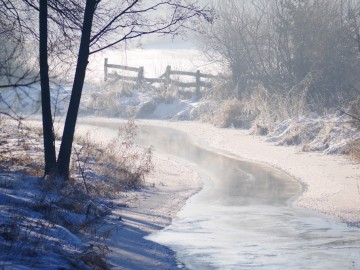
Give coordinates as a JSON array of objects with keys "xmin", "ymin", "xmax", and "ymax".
[
  {"xmin": 136, "ymin": 0, "xmax": 214, "ymax": 50},
  {"xmin": 142, "ymin": 35, "xmax": 198, "ymax": 50}
]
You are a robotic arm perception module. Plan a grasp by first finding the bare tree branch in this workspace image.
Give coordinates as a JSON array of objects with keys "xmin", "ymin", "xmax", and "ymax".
[{"xmin": 339, "ymin": 108, "xmax": 360, "ymax": 122}]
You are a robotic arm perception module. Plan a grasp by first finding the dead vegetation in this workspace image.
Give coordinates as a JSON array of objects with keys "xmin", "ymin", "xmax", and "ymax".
[
  {"xmin": 73, "ymin": 120, "xmax": 154, "ymax": 196},
  {"xmin": 0, "ymin": 117, "xmax": 44, "ymax": 175},
  {"xmin": 212, "ymin": 99, "xmax": 254, "ymax": 128},
  {"xmin": 0, "ymin": 118, "xmax": 153, "ymax": 269},
  {"xmin": 349, "ymin": 97, "xmax": 360, "ymax": 129},
  {"xmin": 345, "ymin": 139, "xmax": 360, "ymax": 161},
  {"xmin": 207, "ymin": 80, "xmax": 310, "ymax": 131}
]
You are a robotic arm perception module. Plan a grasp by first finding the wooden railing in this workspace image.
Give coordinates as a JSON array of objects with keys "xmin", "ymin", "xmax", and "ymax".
[{"xmin": 104, "ymin": 58, "xmax": 221, "ymax": 96}]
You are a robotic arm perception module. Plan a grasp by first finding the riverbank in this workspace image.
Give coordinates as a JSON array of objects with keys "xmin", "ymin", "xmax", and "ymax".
[
  {"xmin": 76, "ymin": 118, "xmax": 360, "ymax": 268},
  {"xmin": 75, "ymin": 123, "xmax": 203, "ymax": 269},
  {"xmin": 133, "ymin": 119, "xmax": 360, "ymax": 224},
  {"xmin": 104, "ymin": 152, "xmax": 203, "ymax": 269}
]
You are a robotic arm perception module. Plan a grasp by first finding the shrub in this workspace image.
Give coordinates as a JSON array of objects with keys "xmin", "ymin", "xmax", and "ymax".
[
  {"xmin": 73, "ymin": 120, "xmax": 154, "ymax": 195},
  {"xmin": 345, "ymin": 139, "xmax": 360, "ymax": 161},
  {"xmin": 200, "ymin": 0, "xmax": 360, "ymax": 111},
  {"xmin": 212, "ymin": 99, "xmax": 255, "ymax": 128},
  {"xmin": 248, "ymin": 83, "xmax": 310, "ymax": 132}
]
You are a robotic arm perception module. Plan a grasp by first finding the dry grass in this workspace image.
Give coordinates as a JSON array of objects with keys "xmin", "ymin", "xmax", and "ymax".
[
  {"xmin": 249, "ymin": 84, "xmax": 310, "ymax": 131},
  {"xmin": 206, "ymin": 78, "xmax": 311, "ymax": 131},
  {"xmin": 1, "ymin": 118, "xmax": 153, "ymax": 196},
  {"xmin": 73, "ymin": 120, "xmax": 154, "ymax": 196},
  {"xmin": 349, "ymin": 97, "xmax": 360, "ymax": 129},
  {"xmin": 80, "ymin": 244, "xmax": 111, "ymax": 270},
  {"xmin": 212, "ymin": 99, "xmax": 256, "ymax": 128},
  {"xmin": 84, "ymin": 80, "xmax": 133, "ymax": 116},
  {"xmin": 345, "ymin": 139, "xmax": 360, "ymax": 161},
  {"xmin": 205, "ymin": 76, "xmax": 238, "ymax": 100},
  {"xmin": 0, "ymin": 119, "xmax": 44, "ymax": 175}
]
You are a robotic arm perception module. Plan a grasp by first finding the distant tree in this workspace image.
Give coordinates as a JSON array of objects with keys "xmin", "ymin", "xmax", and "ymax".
[
  {"xmin": 200, "ymin": 0, "xmax": 271, "ymax": 95},
  {"xmin": 0, "ymin": 0, "xmax": 40, "ymax": 121}
]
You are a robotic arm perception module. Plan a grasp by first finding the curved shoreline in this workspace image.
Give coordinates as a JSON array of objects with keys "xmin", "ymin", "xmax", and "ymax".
[
  {"xmin": 78, "ymin": 117, "xmax": 360, "ymax": 223},
  {"xmin": 135, "ymin": 119, "xmax": 360, "ymax": 224}
]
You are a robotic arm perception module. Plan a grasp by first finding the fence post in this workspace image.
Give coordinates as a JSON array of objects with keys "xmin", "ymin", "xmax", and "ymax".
[
  {"xmin": 104, "ymin": 58, "xmax": 108, "ymax": 81},
  {"xmin": 164, "ymin": 65, "xmax": 171, "ymax": 88},
  {"xmin": 137, "ymin": 66, "xmax": 144, "ymax": 84},
  {"xmin": 195, "ymin": 70, "xmax": 201, "ymax": 98}
]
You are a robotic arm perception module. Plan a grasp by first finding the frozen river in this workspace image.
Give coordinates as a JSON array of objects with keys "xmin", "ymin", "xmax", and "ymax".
[
  {"xmin": 136, "ymin": 125, "xmax": 360, "ymax": 270},
  {"xmin": 77, "ymin": 119, "xmax": 360, "ymax": 269}
]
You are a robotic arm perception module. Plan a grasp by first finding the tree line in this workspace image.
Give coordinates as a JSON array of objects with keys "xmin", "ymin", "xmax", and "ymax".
[{"xmin": 201, "ymin": 0, "xmax": 360, "ymax": 109}]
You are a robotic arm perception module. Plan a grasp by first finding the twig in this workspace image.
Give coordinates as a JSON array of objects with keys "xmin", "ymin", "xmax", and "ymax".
[
  {"xmin": 0, "ymin": 111, "xmax": 23, "ymax": 122},
  {"xmin": 73, "ymin": 146, "xmax": 90, "ymax": 195},
  {"xmin": 338, "ymin": 108, "xmax": 360, "ymax": 122}
]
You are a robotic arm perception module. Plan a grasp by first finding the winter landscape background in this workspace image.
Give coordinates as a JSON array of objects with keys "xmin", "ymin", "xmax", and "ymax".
[{"xmin": 1, "ymin": 0, "xmax": 360, "ymax": 269}]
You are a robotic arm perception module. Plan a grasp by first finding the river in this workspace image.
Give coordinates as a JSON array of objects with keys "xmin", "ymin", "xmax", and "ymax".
[{"xmin": 136, "ymin": 124, "xmax": 360, "ymax": 270}]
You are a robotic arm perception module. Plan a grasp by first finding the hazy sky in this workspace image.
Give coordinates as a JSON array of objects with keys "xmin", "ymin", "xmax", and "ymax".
[
  {"xmin": 142, "ymin": 36, "xmax": 197, "ymax": 50},
  {"xmin": 141, "ymin": 0, "xmax": 213, "ymax": 50}
]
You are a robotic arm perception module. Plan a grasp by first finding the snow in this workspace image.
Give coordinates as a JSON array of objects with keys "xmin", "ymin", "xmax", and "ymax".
[
  {"xmin": 265, "ymin": 112, "xmax": 359, "ymax": 154},
  {"xmin": 0, "ymin": 174, "xmax": 88, "ymax": 269},
  {"xmin": 2, "ymin": 108, "xmax": 360, "ymax": 268},
  {"xmin": 2, "ymin": 47, "xmax": 360, "ymax": 268},
  {"xmin": 150, "ymin": 99, "xmax": 191, "ymax": 119},
  {"xmin": 73, "ymin": 118, "xmax": 360, "ymax": 269},
  {"xmin": 0, "ymin": 122, "xmax": 138, "ymax": 269}
]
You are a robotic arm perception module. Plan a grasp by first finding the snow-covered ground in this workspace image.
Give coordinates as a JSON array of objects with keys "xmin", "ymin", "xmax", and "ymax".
[
  {"xmin": 2, "ymin": 47, "xmax": 360, "ymax": 268},
  {"xmin": 0, "ymin": 124, "xmax": 114, "ymax": 269},
  {"xmin": 1, "ymin": 118, "xmax": 201, "ymax": 269}
]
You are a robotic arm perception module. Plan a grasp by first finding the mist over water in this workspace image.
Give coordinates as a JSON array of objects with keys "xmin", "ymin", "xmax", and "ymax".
[{"xmin": 135, "ymin": 125, "xmax": 360, "ymax": 270}]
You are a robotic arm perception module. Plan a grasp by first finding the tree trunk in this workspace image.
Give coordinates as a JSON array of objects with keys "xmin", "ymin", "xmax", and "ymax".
[
  {"xmin": 57, "ymin": 0, "xmax": 96, "ymax": 180},
  {"xmin": 39, "ymin": 0, "xmax": 57, "ymax": 176}
]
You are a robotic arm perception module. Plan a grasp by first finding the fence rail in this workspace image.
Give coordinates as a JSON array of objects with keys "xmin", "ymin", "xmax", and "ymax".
[{"xmin": 104, "ymin": 58, "xmax": 221, "ymax": 96}]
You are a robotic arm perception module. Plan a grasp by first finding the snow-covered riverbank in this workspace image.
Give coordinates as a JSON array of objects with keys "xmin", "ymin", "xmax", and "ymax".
[
  {"xmin": 132, "ymin": 119, "xmax": 360, "ymax": 224},
  {"xmin": 78, "ymin": 118, "xmax": 360, "ymax": 269},
  {"xmin": 74, "ymin": 122, "xmax": 203, "ymax": 269}
]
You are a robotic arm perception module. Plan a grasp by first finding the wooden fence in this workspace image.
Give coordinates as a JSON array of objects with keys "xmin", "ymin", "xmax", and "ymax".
[{"xmin": 104, "ymin": 58, "xmax": 220, "ymax": 96}]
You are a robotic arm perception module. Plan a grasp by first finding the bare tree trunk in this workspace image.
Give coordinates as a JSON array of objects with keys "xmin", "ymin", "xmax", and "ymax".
[
  {"xmin": 57, "ymin": 0, "xmax": 96, "ymax": 180},
  {"xmin": 39, "ymin": 0, "xmax": 56, "ymax": 176}
]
